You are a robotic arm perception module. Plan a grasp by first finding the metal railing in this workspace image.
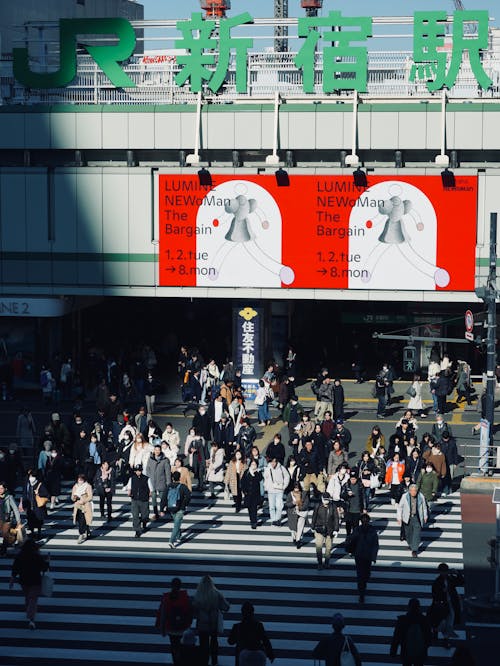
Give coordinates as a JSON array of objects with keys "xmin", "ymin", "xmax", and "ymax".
[{"xmin": 2, "ymin": 49, "xmax": 500, "ymax": 106}]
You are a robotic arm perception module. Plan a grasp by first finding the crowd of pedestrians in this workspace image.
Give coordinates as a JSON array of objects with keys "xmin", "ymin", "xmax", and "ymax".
[{"xmin": 0, "ymin": 343, "xmax": 472, "ymax": 665}]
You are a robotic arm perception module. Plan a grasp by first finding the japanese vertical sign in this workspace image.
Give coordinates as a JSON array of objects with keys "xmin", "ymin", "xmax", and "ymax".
[{"xmin": 233, "ymin": 306, "xmax": 264, "ymax": 396}]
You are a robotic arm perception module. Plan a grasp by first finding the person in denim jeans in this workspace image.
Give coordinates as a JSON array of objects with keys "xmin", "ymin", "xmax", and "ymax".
[
  {"xmin": 167, "ymin": 471, "xmax": 191, "ymax": 548},
  {"xmin": 254, "ymin": 380, "xmax": 270, "ymax": 426}
]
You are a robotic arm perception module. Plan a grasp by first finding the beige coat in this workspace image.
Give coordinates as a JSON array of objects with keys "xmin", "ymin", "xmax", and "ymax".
[
  {"xmin": 71, "ymin": 482, "xmax": 93, "ymax": 526},
  {"xmin": 224, "ymin": 460, "xmax": 247, "ymax": 496}
]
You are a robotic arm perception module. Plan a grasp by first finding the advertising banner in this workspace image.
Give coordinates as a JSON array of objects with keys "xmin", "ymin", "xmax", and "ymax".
[{"xmin": 158, "ymin": 174, "xmax": 477, "ymax": 291}]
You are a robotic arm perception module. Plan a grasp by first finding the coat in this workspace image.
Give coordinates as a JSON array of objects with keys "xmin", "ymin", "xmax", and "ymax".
[
  {"xmin": 146, "ymin": 453, "xmax": 171, "ymax": 492},
  {"xmin": 263, "ymin": 463, "xmax": 290, "ymax": 493},
  {"xmin": 390, "ymin": 611, "xmax": 432, "ymax": 662},
  {"xmin": 327, "ymin": 449, "xmax": 349, "ymax": 476},
  {"xmin": 193, "ymin": 592, "xmax": 230, "ymax": 634},
  {"xmin": 241, "ymin": 470, "xmax": 263, "ymax": 504},
  {"xmin": 397, "ymin": 491, "xmax": 428, "ymax": 525},
  {"xmin": 285, "ymin": 490, "xmax": 310, "ymax": 532},
  {"xmin": 224, "ymin": 460, "xmax": 247, "ymax": 496},
  {"xmin": 417, "ymin": 470, "xmax": 439, "ymax": 501},
  {"xmin": 423, "ymin": 450, "xmax": 447, "ymax": 478},
  {"xmin": 385, "ymin": 461, "xmax": 406, "ymax": 485},
  {"xmin": 71, "ymin": 481, "xmax": 93, "ymax": 526},
  {"xmin": 429, "ymin": 572, "xmax": 463, "ymax": 626},
  {"xmin": 407, "ymin": 380, "xmax": 424, "ymax": 411},
  {"xmin": 206, "ymin": 448, "xmax": 225, "ymax": 483},
  {"xmin": 311, "ymin": 502, "xmax": 339, "ymax": 536}
]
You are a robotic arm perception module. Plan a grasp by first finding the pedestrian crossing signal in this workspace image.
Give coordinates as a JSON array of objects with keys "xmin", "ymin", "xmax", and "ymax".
[{"xmin": 403, "ymin": 346, "xmax": 417, "ymax": 373}]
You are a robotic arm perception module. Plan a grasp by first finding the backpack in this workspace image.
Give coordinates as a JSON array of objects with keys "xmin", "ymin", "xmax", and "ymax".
[
  {"xmin": 166, "ymin": 593, "xmax": 192, "ymax": 632},
  {"xmin": 405, "ymin": 621, "xmax": 425, "ymax": 660},
  {"xmin": 167, "ymin": 484, "xmax": 182, "ymax": 513}
]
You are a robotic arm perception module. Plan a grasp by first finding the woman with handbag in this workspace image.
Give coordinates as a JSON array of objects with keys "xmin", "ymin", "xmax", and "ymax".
[
  {"xmin": 206, "ymin": 442, "xmax": 226, "ymax": 499},
  {"xmin": 407, "ymin": 374, "xmax": 426, "ymax": 418},
  {"xmin": 10, "ymin": 537, "xmax": 49, "ymax": 630},
  {"xmin": 21, "ymin": 470, "xmax": 49, "ymax": 541},
  {"xmin": 0, "ymin": 480, "xmax": 21, "ymax": 556},
  {"xmin": 193, "ymin": 574, "xmax": 230, "ymax": 666},
  {"xmin": 428, "ymin": 562, "xmax": 463, "ymax": 648},
  {"xmin": 285, "ymin": 481, "xmax": 310, "ymax": 548},
  {"xmin": 356, "ymin": 451, "xmax": 377, "ymax": 510},
  {"xmin": 71, "ymin": 473, "xmax": 93, "ymax": 544}
]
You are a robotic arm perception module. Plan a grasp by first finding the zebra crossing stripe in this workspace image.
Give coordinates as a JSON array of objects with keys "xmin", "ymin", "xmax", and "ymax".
[{"xmin": 0, "ymin": 488, "xmax": 465, "ymax": 665}]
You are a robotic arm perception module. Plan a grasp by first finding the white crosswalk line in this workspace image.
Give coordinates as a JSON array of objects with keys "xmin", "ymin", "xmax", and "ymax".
[{"xmin": 0, "ymin": 485, "xmax": 465, "ymax": 664}]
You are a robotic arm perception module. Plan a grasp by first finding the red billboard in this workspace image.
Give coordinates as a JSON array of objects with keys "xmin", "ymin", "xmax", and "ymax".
[{"xmin": 158, "ymin": 174, "xmax": 477, "ymax": 291}]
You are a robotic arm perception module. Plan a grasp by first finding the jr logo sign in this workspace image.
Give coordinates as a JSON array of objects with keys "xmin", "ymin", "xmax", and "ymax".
[{"xmin": 13, "ymin": 18, "xmax": 136, "ymax": 88}]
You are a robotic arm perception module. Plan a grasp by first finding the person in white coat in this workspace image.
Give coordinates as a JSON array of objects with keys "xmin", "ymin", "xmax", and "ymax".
[
  {"xmin": 206, "ymin": 442, "xmax": 225, "ymax": 499},
  {"xmin": 406, "ymin": 374, "xmax": 426, "ymax": 418},
  {"xmin": 263, "ymin": 458, "xmax": 290, "ymax": 527}
]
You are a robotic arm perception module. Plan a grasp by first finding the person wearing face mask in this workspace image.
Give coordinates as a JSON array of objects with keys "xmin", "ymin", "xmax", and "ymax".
[
  {"xmin": 241, "ymin": 460, "xmax": 263, "ymax": 530},
  {"xmin": 423, "ymin": 442, "xmax": 447, "ymax": 491},
  {"xmin": 71, "ymin": 473, "xmax": 93, "ymax": 544},
  {"xmin": 44, "ymin": 447, "xmax": 63, "ymax": 510},
  {"xmin": 21, "ymin": 470, "xmax": 49, "ymax": 541},
  {"xmin": 312, "ymin": 493, "xmax": 339, "ymax": 570},
  {"xmin": 417, "ymin": 462, "xmax": 439, "ymax": 505}
]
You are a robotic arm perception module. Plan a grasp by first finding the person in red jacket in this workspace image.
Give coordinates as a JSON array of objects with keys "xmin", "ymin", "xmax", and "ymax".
[
  {"xmin": 385, "ymin": 452, "xmax": 405, "ymax": 505},
  {"xmin": 156, "ymin": 577, "xmax": 193, "ymax": 665}
]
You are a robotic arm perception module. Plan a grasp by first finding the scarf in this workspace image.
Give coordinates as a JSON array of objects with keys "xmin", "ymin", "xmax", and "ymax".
[{"xmin": 73, "ymin": 481, "xmax": 88, "ymax": 499}]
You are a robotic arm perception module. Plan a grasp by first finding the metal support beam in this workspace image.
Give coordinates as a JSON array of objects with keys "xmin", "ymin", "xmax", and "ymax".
[{"xmin": 372, "ymin": 333, "xmax": 470, "ymax": 344}]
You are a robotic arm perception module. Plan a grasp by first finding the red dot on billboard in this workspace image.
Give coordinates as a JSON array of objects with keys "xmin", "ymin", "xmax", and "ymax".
[
  {"xmin": 366, "ymin": 220, "xmax": 373, "ymax": 228},
  {"xmin": 213, "ymin": 219, "xmax": 219, "ymax": 227}
]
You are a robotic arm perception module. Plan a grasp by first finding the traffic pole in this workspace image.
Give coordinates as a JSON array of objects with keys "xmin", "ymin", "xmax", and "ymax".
[{"xmin": 484, "ymin": 213, "xmax": 497, "ymax": 474}]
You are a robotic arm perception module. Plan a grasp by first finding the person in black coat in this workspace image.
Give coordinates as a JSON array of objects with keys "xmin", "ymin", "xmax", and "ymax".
[
  {"xmin": 406, "ymin": 448, "xmax": 424, "ymax": 485},
  {"xmin": 341, "ymin": 471, "xmax": 365, "ymax": 536},
  {"xmin": 21, "ymin": 470, "xmax": 49, "ymax": 540},
  {"xmin": 390, "ymin": 598, "xmax": 432, "ymax": 665},
  {"xmin": 241, "ymin": 460, "xmax": 263, "ymax": 530},
  {"xmin": 236, "ymin": 420, "xmax": 257, "ymax": 457},
  {"xmin": 43, "ymin": 449, "xmax": 64, "ymax": 509},
  {"xmin": 348, "ymin": 513, "xmax": 379, "ymax": 603},
  {"xmin": 213, "ymin": 416, "xmax": 234, "ymax": 458},
  {"xmin": 311, "ymin": 493, "xmax": 339, "ymax": 570},
  {"xmin": 191, "ymin": 405, "xmax": 212, "ymax": 442},
  {"xmin": 10, "ymin": 538, "xmax": 50, "ymax": 630},
  {"xmin": 428, "ymin": 563, "xmax": 463, "ymax": 646},
  {"xmin": 228, "ymin": 601, "xmax": 274, "ymax": 666},
  {"xmin": 332, "ymin": 379, "xmax": 345, "ymax": 421},
  {"xmin": 264, "ymin": 435, "xmax": 285, "ymax": 465},
  {"xmin": 439, "ymin": 432, "xmax": 459, "ymax": 495}
]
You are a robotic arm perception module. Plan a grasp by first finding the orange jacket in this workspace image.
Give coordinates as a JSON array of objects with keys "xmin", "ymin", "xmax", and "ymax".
[{"xmin": 385, "ymin": 461, "xmax": 405, "ymax": 485}]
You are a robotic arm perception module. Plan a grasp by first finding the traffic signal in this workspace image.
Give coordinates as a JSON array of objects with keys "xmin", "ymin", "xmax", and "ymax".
[{"xmin": 403, "ymin": 346, "xmax": 417, "ymax": 373}]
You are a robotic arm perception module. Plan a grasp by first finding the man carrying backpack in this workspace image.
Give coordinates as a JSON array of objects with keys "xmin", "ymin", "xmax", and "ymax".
[
  {"xmin": 390, "ymin": 597, "xmax": 432, "ymax": 666},
  {"xmin": 156, "ymin": 577, "xmax": 193, "ymax": 666},
  {"xmin": 167, "ymin": 471, "xmax": 191, "ymax": 549}
]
